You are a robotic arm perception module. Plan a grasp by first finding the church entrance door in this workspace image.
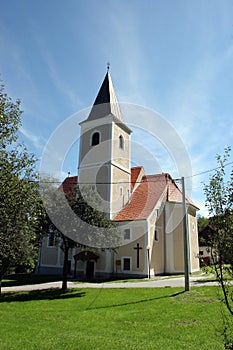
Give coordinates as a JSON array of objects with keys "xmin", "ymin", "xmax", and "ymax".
[{"xmin": 86, "ymin": 261, "xmax": 95, "ymax": 279}]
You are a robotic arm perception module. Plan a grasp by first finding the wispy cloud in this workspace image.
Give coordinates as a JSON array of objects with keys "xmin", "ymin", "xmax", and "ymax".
[
  {"xmin": 29, "ymin": 20, "xmax": 83, "ymax": 111},
  {"xmin": 0, "ymin": 22, "xmax": 35, "ymax": 97},
  {"xmin": 44, "ymin": 52, "xmax": 83, "ymax": 109},
  {"xmin": 166, "ymin": 44, "xmax": 233, "ymax": 164},
  {"xmin": 19, "ymin": 126, "xmax": 45, "ymax": 151}
]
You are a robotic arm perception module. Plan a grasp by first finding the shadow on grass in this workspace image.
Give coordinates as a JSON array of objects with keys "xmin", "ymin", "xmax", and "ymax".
[
  {"xmin": 2, "ymin": 274, "xmax": 62, "ymax": 287},
  {"xmin": 192, "ymin": 279, "xmax": 218, "ymax": 284},
  {"xmin": 74, "ymin": 276, "xmax": 147, "ymax": 284},
  {"xmin": 0, "ymin": 288, "xmax": 86, "ymax": 303},
  {"xmin": 85, "ymin": 290, "xmax": 185, "ymax": 310}
]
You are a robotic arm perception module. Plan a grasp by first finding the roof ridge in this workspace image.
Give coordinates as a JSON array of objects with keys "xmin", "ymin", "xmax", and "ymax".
[
  {"xmin": 144, "ymin": 173, "xmax": 169, "ymax": 177},
  {"xmin": 131, "ymin": 166, "xmax": 143, "ymax": 169}
]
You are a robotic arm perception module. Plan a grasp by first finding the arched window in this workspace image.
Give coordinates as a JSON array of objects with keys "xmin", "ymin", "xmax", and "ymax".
[
  {"xmin": 119, "ymin": 135, "xmax": 124, "ymax": 149},
  {"xmin": 91, "ymin": 132, "xmax": 100, "ymax": 146},
  {"xmin": 48, "ymin": 231, "xmax": 55, "ymax": 247}
]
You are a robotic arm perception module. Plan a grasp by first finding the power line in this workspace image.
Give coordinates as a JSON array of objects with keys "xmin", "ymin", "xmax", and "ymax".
[
  {"xmin": 25, "ymin": 159, "xmax": 233, "ymax": 185},
  {"xmin": 185, "ymin": 161, "xmax": 233, "ymax": 179},
  {"xmin": 36, "ymin": 178, "xmax": 170, "ymax": 185}
]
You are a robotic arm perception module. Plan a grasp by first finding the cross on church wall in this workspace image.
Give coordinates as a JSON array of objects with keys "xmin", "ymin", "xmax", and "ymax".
[{"xmin": 134, "ymin": 243, "xmax": 143, "ymax": 268}]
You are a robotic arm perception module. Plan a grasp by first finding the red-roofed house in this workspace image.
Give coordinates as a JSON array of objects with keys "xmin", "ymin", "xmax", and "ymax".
[
  {"xmin": 58, "ymin": 176, "xmax": 78, "ymax": 194},
  {"xmin": 39, "ymin": 70, "xmax": 199, "ymax": 278}
]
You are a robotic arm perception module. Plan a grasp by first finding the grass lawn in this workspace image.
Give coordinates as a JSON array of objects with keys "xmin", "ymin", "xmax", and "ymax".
[{"xmin": 0, "ymin": 286, "xmax": 229, "ymax": 350}]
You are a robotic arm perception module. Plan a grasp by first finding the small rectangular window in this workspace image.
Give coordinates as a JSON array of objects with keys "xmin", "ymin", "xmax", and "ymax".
[
  {"xmin": 154, "ymin": 229, "xmax": 158, "ymax": 241},
  {"xmin": 124, "ymin": 228, "xmax": 130, "ymax": 240},
  {"xmin": 120, "ymin": 187, "xmax": 123, "ymax": 196},
  {"xmin": 123, "ymin": 258, "xmax": 131, "ymax": 271}
]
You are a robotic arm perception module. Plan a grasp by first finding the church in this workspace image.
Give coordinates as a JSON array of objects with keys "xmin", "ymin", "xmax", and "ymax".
[{"xmin": 38, "ymin": 69, "xmax": 200, "ymax": 278}]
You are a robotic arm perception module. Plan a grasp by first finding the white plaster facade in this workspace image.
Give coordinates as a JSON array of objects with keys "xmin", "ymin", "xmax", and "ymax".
[{"xmin": 38, "ymin": 70, "xmax": 199, "ymax": 278}]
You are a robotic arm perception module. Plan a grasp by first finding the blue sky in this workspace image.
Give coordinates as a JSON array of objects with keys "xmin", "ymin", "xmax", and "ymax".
[{"xmin": 1, "ymin": 0, "xmax": 233, "ymax": 215}]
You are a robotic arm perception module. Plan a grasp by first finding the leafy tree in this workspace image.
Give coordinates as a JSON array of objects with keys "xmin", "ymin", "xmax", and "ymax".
[
  {"xmin": 197, "ymin": 215, "xmax": 209, "ymax": 231},
  {"xmin": 0, "ymin": 82, "xmax": 43, "ymax": 294},
  {"xmin": 197, "ymin": 215, "xmax": 210, "ymax": 248},
  {"xmin": 41, "ymin": 184, "xmax": 120, "ymax": 292},
  {"xmin": 203, "ymin": 147, "xmax": 233, "ymax": 348}
]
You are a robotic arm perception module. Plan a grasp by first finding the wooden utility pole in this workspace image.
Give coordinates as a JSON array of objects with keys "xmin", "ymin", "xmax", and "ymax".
[{"xmin": 181, "ymin": 177, "xmax": 190, "ymax": 291}]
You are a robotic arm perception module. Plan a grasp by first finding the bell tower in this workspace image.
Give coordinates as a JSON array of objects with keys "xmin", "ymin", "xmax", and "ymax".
[{"xmin": 78, "ymin": 68, "xmax": 132, "ymax": 219}]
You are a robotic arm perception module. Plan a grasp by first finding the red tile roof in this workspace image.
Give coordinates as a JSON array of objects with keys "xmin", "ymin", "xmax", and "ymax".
[
  {"xmin": 167, "ymin": 178, "xmax": 182, "ymax": 202},
  {"xmin": 167, "ymin": 177, "xmax": 198, "ymax": 208},
  {"xmin": 60, "ymin": 170, "xmax": 198, "ymax": 221},
  {"xmin": 114, "ymin": 172, "xmax": 198, "ymax": 221},
  {"xmin": 59, "ymin": 176, "xmax": 77, "ymax": 195},
  {"xmin": 131, "ymin": 166, "xmax": 144, "ymax": 191},
  {"xmin": 114, "ymin": 174, "xmax": 168, "ymax": 221}
]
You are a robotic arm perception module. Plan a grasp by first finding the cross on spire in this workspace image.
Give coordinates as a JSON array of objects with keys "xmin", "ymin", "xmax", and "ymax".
[{"xmin": 107, "ymin": 62, "xmax": 110, "ymax": 71}]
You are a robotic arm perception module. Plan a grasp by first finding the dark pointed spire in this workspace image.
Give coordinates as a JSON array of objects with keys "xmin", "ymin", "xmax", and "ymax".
[{"xmin": 87, "ymin": 68, "xmax": 123, "ymax": 121}]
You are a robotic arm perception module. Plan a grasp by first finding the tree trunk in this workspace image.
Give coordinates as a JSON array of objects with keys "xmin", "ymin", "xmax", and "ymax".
[
  {"xmin": 0, "ymin": 270, "xmax": 3, "ymax": 296},
  {"xmin": 62, "ymin": 242, "xmax": 69, "ymax": 292}
]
